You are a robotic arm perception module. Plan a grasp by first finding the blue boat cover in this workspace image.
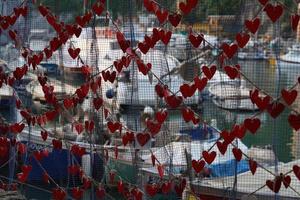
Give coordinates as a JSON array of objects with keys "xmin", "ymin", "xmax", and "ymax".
[
  {"xmin": 209, "ymin": 159, "xmax": 249, "ymax": 177},
  {"xmin": 180, "ymin": 125, "xmax": 217, "ymax": 140}
]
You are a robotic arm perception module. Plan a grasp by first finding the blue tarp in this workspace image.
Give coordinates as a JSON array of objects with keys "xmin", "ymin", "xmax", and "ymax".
[
  {"xmin": 180, "ymin": 125, "xmax": 217, "ymax": 141},
  {"xmin": 209, "ymin": 159, "xmax": 249, "ymax": 177}
]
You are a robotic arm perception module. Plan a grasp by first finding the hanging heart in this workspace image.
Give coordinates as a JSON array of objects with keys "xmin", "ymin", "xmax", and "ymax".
[
  {"xmin": 145, "ymin": 184, "xmax": 158, "ymax": 197},
  {"xmin": 194, "ymin": 76, "xmax": 208, "ymax": 91},
  {"xmin": 96, "ymin": 186, "xmax": 106, "ymax": 198},
  {"xmin": 235, "ymin": 32, "xmax": 250, "ymax": 48},
  {"xmin": 168, "ymin": 13, "xmax": 182, "ymax": 27},
  {"xmin": 71, "ymin": 187, "xmax": 83, "ymax": 200},
  {"xmin": 232, "ymin": 124, "xmax": 246, "ymax": 139},
  {"xmin": 181, "ymin": 107, "xmax": 194, "ymax": 123},
  {"xmin": 136, "ymin": 133, "xmax": 150, "ymax": 146},
  {"xmin": 283, "ymin": 175, "xmax": 291, "ymax": 188},
  {"xmin": 161, "ymin": 181, "xmax": 172, "ymax": 194},
  {"xmin": 202, "ymin": 65, "xmax": 216, "ymax": 80},
  {"xmin": 281, "ymin": 89, "xmax": 297, "ymax": 106},
  {"xmin": 224, "ymin": 65, "xmax": 239, "ymax": 79},
  {"xmin": 155, "ymin": 109, "xmax": 168, "ymax": 124},
  {"xmin": 156, "ymin": 9, "xmax": 168, "ymax": 24},
  {"xmin": 244, "ymin": 118, "xmax": 261, "ymax": 134},
  {"xmin": 293, "ymin": 165, "xmax": 300, "ymax": 180},
  {"xmin": 245, "ymin": 18, "xmax": 260, "ymax": 34},
  {"xmin": 216, "ymin": 141, "xmax": 228, "ymax": 155},
  {"xmin": 232, "ymin": 147, "xmax": 243, "ymax": 161},
  {"xmin": 68, "ymin": 47, "xmax": 80, "ymax": 59},
  {"xmin": 249, "ymin": 159, "xmax": 257, "ymax": 175},
  {"xmin": 222, "ymin": 43, "xmax": 238, "ymax": 59},
  {"xmin": 189, "ymin": 33, "xmax": 203, "ymax": 48},
  {"xmin": 93, "ymin": 97, "xmax": 103, "ymax": 110},
  {"xmin": 202, "ymin": 151, "xmax": 216, "ymax": 164},
  {"xmin": 267, "ymin": 102, "xmax": 285, "ymax": 118},
  {"xmin": 291, "ymin": 14, "xmax": 300, "ymax": 31},
  {"xmin": 288, "ymin": 114, "xmax": 300, "ymax": 131},
  {"xmin": 52, "ymin": 188, "xmax": 66, "ymax": 200},
  {"xmin": 266, "ymin": 176, "xmax": 282, "ymax": 193},
  {"xmin": 157, "ymin": 164, "xmax": 164, "ymax": 179},
  {"xmin": 264, "ymin": 3, "xmax": 283, "ymax": 23},
  {"xmin": 165, "ymin": 95, "xmax": 183, "ymax": 109},
  {"xmin": 258, "ymin": 0, "xmax": 268, "ymax": 5},
  {"xmin": 180, "ymin": 83, "xmax": 197, "ymax": 98}
]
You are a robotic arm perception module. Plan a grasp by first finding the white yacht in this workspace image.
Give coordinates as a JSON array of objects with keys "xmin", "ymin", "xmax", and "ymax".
[{"xmin": 279, "ymin": 44, "xmax": 300, "ymax": 66}]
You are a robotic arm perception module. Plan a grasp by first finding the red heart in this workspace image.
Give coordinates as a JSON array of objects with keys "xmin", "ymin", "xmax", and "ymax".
[
  {"xmin": 146, "ymin": 118, "xmax": 161, "ymax": 135},
  {"xmin": 221, "ymin": 130, "xmax": 235, "ymax": 144},
  {"xmin": 17, "ymin": 173, "xmax": 28, "ymax": 183},
  {"xmin": 96, "ymin": 186, "xmax": 106, "ymax": 198},
  {"xmin": 75, "ymin": 123, "xmax": 83, "ymax": 134},
  {"xmin": 157, "ymin": 164, "xmax": 164, "ymax": 179},
  {"xmin": 43, "ymin": 172, "xmax": 49, "ymax": 184},
  {"xmin": 52, "ymin": 188, "xmax": 66, "ymax": 200},
  {"xmin": 161, "ymin": 30, "xmax": 172, "ymax": 45},
  {"xmin": 224, "ymin": 65, "xmax": 239, "ymax": 79},
  {"xmin": 132, "ymin": 188, "xmax": 143, "ymax": 200},
  {"xmin": 9, "ymin": 30, "xmax": 17, "ymax": 40},
  {"xmin": 202, "ymin": 151, "xmax": 216, "ymax": 164},
  {"xmin": 10, "ymin": 123, "xmax": 25, "ymax": 134},
  {"xmin": 249, "ymin": 159, "xmax": 257, "ymax": 175},
  {"xmin": 291, "ymin": 14, "xmax": 300, "ymax": 31},
  {"xmin": 76, "ymin": 84, "xmax": 89, "ymax": 99},
  {"xmin": 232, "ymin": 147, "xmax": 243, "ymax": 161},
  {"xmin": 181, "ymin": 107, "xmax": 194, "ymax": 122},
  {"xmin": 245, "ymin": 18, "xmax": 260, "ymax": 34},
  {"xmin": 264, "ymin": 3, "xmax": 283, "ymax": 23},
  {"xmin": 155, "ymin": 84, "xmax": 167, "ymax": 98},
  {"xmin": 33, "ymin": 151, "xmax": 44, "ymax": 161},
  {"xmin": 165, "ymin": 95, "xmax": 183, "ymax": 109},
  {"xmin": 117, "ymin": 180, "xmax": 124, "ymax": 193},
  {"xmin": 137, "ymin": 61, "xmax": 151, "ymax": 75},
  {"xmin": 244, "ymin": 118, "xmax": 261, "ymax": 134},
  {"xmin": 107, "ymin": 121, "xmax": 121, "ymax": 133},
  {"xmin": 40, "ymin": 131, "xmax": 48, "ymax": 141},
  {"xmin": 92, "ymin": 2, "xmax": 104, "ymax": 16},
  {"xmin": 235, "ymin": 33, "xmax": 250, "ymax": 48},
  {"xmin": 258, "ymin": 0, "xmax": 268, "ymax": 5},
  {"xmin": 63, "ymin": 98, "xmax": 74, "ymax": 109},
  {"xmin": 82, "ymin": 177, "xmax": 91, "ymax": 189},
  {"xmin": 122, "ymin": 134, "xmax": 129, "ymax": 146},
  {"xmin": 93, "ymin": 97, "xmax": 103, "ymax": 110},
  {"xmin": 283, "ymin": 175, "xmax": 291, "ymax": 188},
  {"xmin": 136, "ymin": 133, "xmax": 150, "ymax": 146},
  {"xmin": 68, "ymin": 165, "xmax": 79, "ymax": 175},
  {"xmin": 116, "ymin": 31, "xmax": 130, "ymax": 53},
  {"xmin": 71, "ymin": 187, "xmax": 83, "ymax": 200},
  {"xmin": 85, "ymin": 120, "xmax": 95, "ymax": 133},
  {"xmin": 267, "ymin": 102, "xmax": 285, "ymax": 118},
  {"xmin": 232, "ymin": 124, "xmax": 246, "ymax": 139},
  {"xmin": 161, "ymin": 181, "xmax": 172, "ymax": 194},
  {"xmin": 222, "ymin": 43, "xmax": 238, "ymax": 59},
  {"xmin": 174, "ymin": 178, "xmax": 186, "ymax": 196},
  {"xmin": 145, "ymin": 184, "xmax": 158, "ymax": 197},
  {"xmin": 52, "ymin": 139, "xmax": 62, "ymax": 150},
  {"xmin": 216, "ymin": 141, "xmax": 228, "ymax": 155},
  {"xmin": 281, "ymin": 89, "xmax": 297, "ymax": 106},
  {"xmin": 155, "ymin": 109, "xmax": 168, "ymax": 124},
  {"xmin": 168, "ymin": 13, "xmax": 182, "ymax": 27},
  {"xmin": 202, "ymin": 65, "xmax": 216, "ymax": 79},
  {"xmin": 138, "ymin": 42, "xmax": 150, "ymax": 54},
  {"xmin": 189, "ymin": 33, "xmax": 203, "ymax": 48},
  {"xmin": 180, "ymin": 83, "xmax": 196, "ymax": 98},
  {"xmin": 68, "ymin": 48, "xmax": 80, "ymax": 59},
  {"xmin": 151, "ymin": 153, "xmax": 156, "ymax": 166},
  {"xmin": 156, "ymin": 9, "xmax": 168, "ymax": 24},
  {"xmin": 255, "ymin": 95, "xmax": 271, "ymax": 111},
  {"xmin": 293, "ymin": 165, "xmax": 300, "ymax": 180},
  {"xmin": 179, "ymin": 2, "xmax": 192, "ymax": 15},
  {"xmin": 21, "ymin": 165, "xmax": 32, "ymax": 175},
  {"xmin": 266, "ymin": 177, "xmax": 282, "ymax": 193},
  {"xmin": 194, "ymin": 76, "xmax": 208, "ymax": 91},
  {"xmin": 38, "ymin": 75, "xmax": 47, "ymax": 86},
  {"xmin": 288, "ymin": 114, "xmax": 300, "ymax": 131}
]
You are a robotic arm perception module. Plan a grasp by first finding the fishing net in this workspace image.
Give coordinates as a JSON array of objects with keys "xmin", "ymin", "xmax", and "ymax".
[{"xmin": 0, "ymin": 0, "xmax": 300, "ymax": 200}]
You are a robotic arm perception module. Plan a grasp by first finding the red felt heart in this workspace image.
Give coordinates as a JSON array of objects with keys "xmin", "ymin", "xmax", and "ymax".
[
  {"xmin": 116, "ymin": 31, "xmax": 130, "ymax": 53},
  {"xmin": 245, "ymin": 18, "xmax": 260, "ymax": 34},
  {"xmin": 174, "ymin": 178, "xmax": 186, "ymax": 197},
  {"xmin": 202, "ymin": 151, "xmax": 216, "ymax": 164},
  {"xmin": 96, "ymin": 186, "xmax": 106, "ymax": 198},
  {"xmin": 8, "ymin": 30, "xmax": 17, "ymax": 40},
  {"xmin": 281, "ymin": 89, "xmax": 297, "ymax": 106},
  {"xmin": 222, "ymin": 43, "xmax": 238, "ymax": 59},
  {"xmin": 155, "ymin": 109, "xmax": 168, "ymax": 124},
  {"xmin": 249, "ymin": 159, "xmax": 257, "ymax": 175},
  {"xmin": 138, "ymin": 42, "xmax": 150, "ymax": 54},
  {"xmin": 181, "ymin": 107, "xmax": 194, "ymax": 123},
  {"xmin": 85, "ymin": 120, "xmax": 94, "ymax": 133},
  {"xmin": 255, "ymin": 95, "xmax": 271, "ymax": 111},
  {"xmin": 145, "ymin": 184, "xmax": 158, "ymax": 197},
  {"xmin": 168, "ymin": 13, "xmax": 182, "ymax": 27},
  {"xmin": 232, "ymin": 147, "xmax": 243, "ymax": 161},
  {"xmin": 202, "ymin": 65, "xmax": 216, "ymax": 79},
  {"xmin": 283, "ymin": 175, "xmax": 291, "ymax": 188},
  {"xmin": 92, "ymin": 2, "xmax": 104, "ymax": 16},
  {"xmin": 266, "ymin": 177, "xmax": 282, "ymax": 193},
  {"xmin": 52, "ymin": 188, "xmax": 66, "ymax": 200},
  {"xmin": 33, "ymin": 151, "xmax": 44, "ymax": 161},
  {"xmin": 293, "ymin": 165, "xmax": 300, "ymax": 180},
  {"xmin": 76, "ymin": 84, "xmax": 89, "ymax": 99},
  {"xmin": 236, "ymin": 32, "xmax": 250, "ymax": 48},
  {"xmin": 161, "ymin": 181, "xmax": 172, "ymax": 194},
  {"xmin": 10, "ymin": 123, "xmax": 25, "ymax": 134},
  {"xmin": 43, "ymin": 172, "xmax": 49, "ymax": 184},
  {"xmin": 156, "ymin": 9, "xmax": 168, "ymax": 24},
  {"xmin": 244, "ymin": 118, "xmax": 261, "ymax": 134},
  {"xmin": 232, "ymin": 124, "xmax": 246, "ymax": 139},
  {"xmin": 221, "ymin": 130, "xmax": 235, "ymax": 144},
  {"xmin": 288, "ymin": 114, "xmax": 300, "ymax": 131},
  {"xmin": 157, "ymin": 164, "xmax": 164, "ymax": 179},
  {"xmin": 267, "ymin": 102, "xmax": 285, "ymax": 118},
  {"xmin": 155, "ymin": 84, "xmax": 167, "ymax": 98},
  {"xmin": 137, "ymin": 61, "xmax": 151, "ymax": 75},
  {"xmin": 63, "ymin": 98, "xmax": 73, "ymax": 109},
  {"xmin": 68, "ymin": 48, "xmax": 80, "ymax": 59},
  {"xmin": 224, "ymin": 65, "xmax": 239, "ymax": 79},
  {"xmin": 291, "ymin": 14, "xmax": 300, "ymax": 31},
  {"xmin": 136, "ymin": 133, "xmax": 150, "ymax": 146},
  {"xmin": 189, "ymin": 33, "xmax": 203, "ymax": 48},
  {"xmin": 41, "ymin": 131, "xmax": 48, "ymax": 141},
  {"xmin": 165, "ymin": 95, "xmax": 183, "ymax": 109},
  {"xmin": 132, "ymin": 188, "xmax": 143, "ymax": 200},
  {"xmin": 71, "ymin": 187, "xmax": 83, "ymax": 200},
  {"xmin": 52, "ymin": 139, "xmax": 62, "ymax": 150},
  {"xmin": 179, "ymin": 2, "xmax": 192, "ymax": 15},
  {"xmin": 93, "ymin": 97, "xmax": 103, "ymax": 110},
  {"xmin": 194, "ymin": 76, "xmax": 208, "ymax": 91},
  {"xmin": 117, "ymin": 180, "xmax": 124, "ymax": 193},
  {"xmin": 216, "ymin": 141, "xmax": 228, "ymax": 155},
  {"xmin": 161, "ymin": 30, "xmax": 172, "ymax": 45},
  {"xmin": 75, "ymin": 123, "xmax": 83, "ymax": 134},
  {"xmin": 180, "ymin": 83, "xmax": 196, "ymax": 98},
  {"xmin": 107, "ymin": 121, "xmax": 121, "ymax": 133},
  {"xmin": 264, "ymin": 3, "xmax": 283, "ymax": 23}
]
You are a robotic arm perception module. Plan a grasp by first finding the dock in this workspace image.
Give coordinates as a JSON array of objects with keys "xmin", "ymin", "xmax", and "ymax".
[{"xmin": 0, "ymin": 191, "xmax": 26, "ymax": 200}]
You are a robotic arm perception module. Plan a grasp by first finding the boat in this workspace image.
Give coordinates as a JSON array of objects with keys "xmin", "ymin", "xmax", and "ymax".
[
  {"xmin": 238, "ymin": 49, "xmax": 268, "ymax": 60},
  {"xmin": 184, "ymin": 160, "xmax": 300, "ymax": 200},
  {"xmin": 278, "ymin": 44, "xmax": 300, "ymax": 66},
  {"xmin": 208, "ymin": 82, "xmax": 259, "ymax": 111}
]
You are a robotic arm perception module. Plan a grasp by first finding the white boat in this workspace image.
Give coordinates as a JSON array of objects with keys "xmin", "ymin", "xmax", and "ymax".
[{"xmin": 279, "ymin": 44, "xmax": 300, "ymax": 66}]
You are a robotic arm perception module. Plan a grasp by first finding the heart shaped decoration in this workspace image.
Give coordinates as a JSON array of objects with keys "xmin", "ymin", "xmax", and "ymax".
[
  {"xmin": 161, "ymin": 181, "xmax": 172, "ymax": 194},
  {"xmin": 222, "ymin": 43, "xmax": 238, "ymax": 59},
  {"xmin": 232, "ymin": 147, "xmax": 243, "ymax": 161},
  {"xmin": 264, "ymin": 3, "xmax": 283, "ymax": 23},
  {"xmin": 155, "ymin": 109, "xmax": 168, "ymax": 124},
  {"xmin": 281, "ymin": 89, "xmax": 297, "ymax": 106},
  {"xmin": 293, "ymin": 165, "xmax": 300, "ymax": 180},
  {"xmin": 117, "ymin": 180, "xmax": 124, "ymax": 193},
  {"xmin": 194, "ymin": 76, "xmax": 208, "ymax": 91},
  {"xmin": 202, "ymin": 151, "xmax": 216, "ymax": 164},
  {"xmin": 181, "ymin": 107, "xmax": 194, "ymax": 123},
  {"xmin": 63, "ymin": 98, "xmax": 74, "ymax": 109},
  {"xmin": 157, "ymin": 164, "xmax": 164, "ymax": 179},
  {"xmin": 156, "ymin": 9, "xmax": 168, "ymax": 24},
  {"xmin": 68, "ymin": 47, "xmax": 80, "ymax": 59},
  {"xmin": 165, "ymin": 95, "xmax": 183, "ymax": 109},
  {"xmin": 160, "ymin": 30, "xmax": 172, "ymax": 45},
  {"xmin": 107, "ymin": 121, "xmax": 121, "ymax": 133},
  {"xmin": 288, "ymin": 114, "xmax": 300, "ymax": 131},
  {"xmin": 41, "ymin": 131, "xmax": 48, "ymax": 141},
  {"xmin": 189, "ymin": 33, "xmax": 203, "ymax": 48},
  {"xmin": 180, "ymin": 83, "xmax": 197, "ymax": 98},
  {"xmin": 202, "ymin": 65, "xmax": 216, "ymax": 79},
  {"xmin": 116, "ymin": 31, "xmax": 130, "ymax": 53},
  {"xmin": 92, "ymin": 2, "xmax": 104, "ymax": 16},
  {"xmin": 232, "ymin": 124, "xmax": 246, "ymax": 139},
  {"xmin": 96, "ymin": 186, "xmax": 106, "ymax": 198},
  {"xmin": 283, "ymin": 175, "xmax": 291, "ymax": 188},
  {"xmin": 249, "ymin": 159, "xmax": 257, "ymax": 175},
  {"xmin": 224, "ymin": 65, "xmax": 239, "ymax": 79},
  {"xmin": 258, "ymin": 0, "xmax": 268, "ymax": 5},
  {"xmin": 168, "ymin": 13, "xmax": 182, "ymax": 27},
  {"xmin": 136, "ymin": 133, "xmax": 150, "ymax": 146},
  {"xmin": 244, "ymin": 118, "xmax": 261, "ymax": 134},
  {"xmin": 267, "ymin": 102, "xmax": 285, "ymax": 118},
  {"xmin": 291, "ymin": 14, "xmax": 300, "ymax": 31},
  {"xmin": 235, "ymin": 32, "xmax": 250, "ymax": 48},
  {"xmin": 266, "ymin": 176, "xmax": 282, "ymax": 193},
  {"xmin": 245, "ymin": 18, "xmax": 260, "ymax": 34},
  {"xmin": 221, "ymin": 130, "xmax": 235, "ymax": 144},
  {"xmin": 145, "ymin": 184, "xmax": 158, "ymax": 197},
  {"xmin": 93, "ymin": 97, "xmax": 103, "ymax": 110},
  {"xmin": 216, "ymin": 141, "xmax": 228, "ymax": 155},
  {"xmin": 52, "ymin": 188, "xmax": 66, "ymax": 200},
  {"xmin": 71, "ymin": 187, "xmax": 83, "ymax": 200}
]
